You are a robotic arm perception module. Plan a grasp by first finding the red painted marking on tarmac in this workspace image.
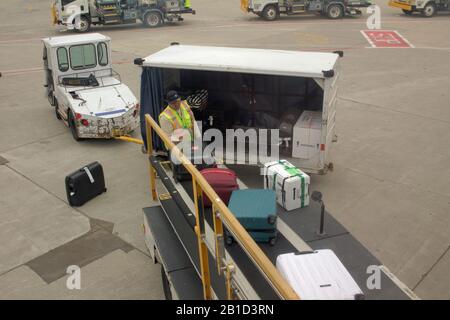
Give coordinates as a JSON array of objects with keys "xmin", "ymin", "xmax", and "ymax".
[{"xmin": 361, "ymin": 30, "xmax": 413, "ymax": 48}]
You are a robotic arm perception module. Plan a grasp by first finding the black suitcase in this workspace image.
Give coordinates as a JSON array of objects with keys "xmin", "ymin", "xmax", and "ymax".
[
  {"xmin": 171, "ymin": 142, "xmax": 216, "ymax": 182},
  {"xmin": 65, "ymin": 162, "xmax": 107, "ymax": 207}
]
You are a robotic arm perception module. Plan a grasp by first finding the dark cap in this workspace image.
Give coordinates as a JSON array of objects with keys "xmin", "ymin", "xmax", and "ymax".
[{"xmin": 166, "ymin": 90, "xmax": 180, "ymax": 103}]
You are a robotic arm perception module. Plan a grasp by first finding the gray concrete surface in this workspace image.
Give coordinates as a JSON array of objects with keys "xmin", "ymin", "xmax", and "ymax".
[{"xmin": 0, "ymin": 0, "xmax": 449, "ymax": 299}]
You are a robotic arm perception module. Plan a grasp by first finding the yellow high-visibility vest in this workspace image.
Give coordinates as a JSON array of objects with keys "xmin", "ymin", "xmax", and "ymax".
[{"xmin": 159, "ymin": 100, "xmax": 193, "ymax": 131}]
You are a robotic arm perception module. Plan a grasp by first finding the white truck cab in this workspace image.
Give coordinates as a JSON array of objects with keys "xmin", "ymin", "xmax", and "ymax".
[
  {"xmin": 42, "ymin": 33, "xmax": 139, "ymax": 140},
  {"xmin": 51, "ymin": 0, "xmax": 196, "ymax": 32},
  {"xmin": 52, "ymin": 0, "xmax": 92, "ymax": 31}
]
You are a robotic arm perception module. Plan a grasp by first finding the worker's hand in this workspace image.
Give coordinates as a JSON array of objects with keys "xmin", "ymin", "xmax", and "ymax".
[{"xmin": 172, "ymin": 128, "xmax": 190, "ymax": 143}]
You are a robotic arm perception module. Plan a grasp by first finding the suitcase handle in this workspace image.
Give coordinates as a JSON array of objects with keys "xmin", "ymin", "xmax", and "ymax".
[
  {"xmin": 267, "ymin": 215, "xmax": 277, "ymax": 225},
  {"xmin": 201, "ymin": 168, "xmax": 236, "ymax": 177},
  {"xmin": 82, "ymin": 167, "xmax": 95, "ymax": 184},
  {"xmin": 294, "ymin": 251, "xmax": 316, "ymax": 255}
]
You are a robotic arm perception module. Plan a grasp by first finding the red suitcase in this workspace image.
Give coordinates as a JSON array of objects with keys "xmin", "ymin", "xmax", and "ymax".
[{"xmin": 200, "ymin": 168, "xmax": 239, "ymax": 207}]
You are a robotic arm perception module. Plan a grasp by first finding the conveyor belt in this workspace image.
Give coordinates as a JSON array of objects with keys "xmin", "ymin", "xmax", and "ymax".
[
  {"xmin": 180, "ymin": 178, "xmax": 303, "ymax": 299},
  {"xmin": 143, "ymin": 206, "xmax": 203, "ymax": 300},
  {"xmin": 152, "ymin": 157, "xmax": 283, "ymax": 299},
  {"xmin": 158, "ymin": 198, "xmax": 229, "ymax": 299},
  {"xmin": 151, "ymin": 157, "xmax": 412, "ymax": 300},
  {"xmin": 151, "ymin": 159, "xmax": 228, "ymax": 299},
  {"xmin": 228, "ymin": 164, "xmax": 413, "ymax": 300}
]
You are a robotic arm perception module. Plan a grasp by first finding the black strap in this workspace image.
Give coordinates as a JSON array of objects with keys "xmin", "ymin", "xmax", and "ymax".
[
  {"xmin": 265, "ymin": 163, "xmax": 280, "ymax": 189},
  {"xmin": 281, "ymin": 175, "xmax": 303, "ymax": 206},
  {"xmin": 281, "ymin": 176, "xmax": 291, "ymax": 207}
]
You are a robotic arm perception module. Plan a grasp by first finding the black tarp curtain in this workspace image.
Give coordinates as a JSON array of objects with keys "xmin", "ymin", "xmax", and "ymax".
[
  {"xmin": 140, "ymin": 67, "xmax": 324, "ymax": 151},
  {"xmin": 140, "ymin": 67, "xmax": 164, "ymax": 151},
  {"xmin": 180, "ymin": 70, "xmax": 323, "ymax": 131}
]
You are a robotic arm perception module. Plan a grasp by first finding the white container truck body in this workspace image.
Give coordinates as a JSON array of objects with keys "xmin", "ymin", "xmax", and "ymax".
[{"xmin": 138, "ymin": 45, "xmax": 340, "ymax": 174}]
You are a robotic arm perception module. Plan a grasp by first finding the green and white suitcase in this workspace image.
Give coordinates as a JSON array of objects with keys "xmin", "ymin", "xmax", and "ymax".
[{"xmin": 264, "ymin": 160, "xmax": 310, "ymax": 211}]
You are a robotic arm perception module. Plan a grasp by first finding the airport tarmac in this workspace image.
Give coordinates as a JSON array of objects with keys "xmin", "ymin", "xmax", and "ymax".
[{"xmin": 0, "ymin": 0, "xmax": 449, "ymax": 299}]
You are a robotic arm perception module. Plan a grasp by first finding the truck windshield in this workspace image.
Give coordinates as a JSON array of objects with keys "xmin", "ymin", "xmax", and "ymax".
[{"xmin": 70, "ymin": 44, "xmax": 97, "ymax": 70}]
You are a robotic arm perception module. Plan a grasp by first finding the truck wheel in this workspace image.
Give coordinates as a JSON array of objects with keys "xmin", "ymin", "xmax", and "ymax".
[
  {"xmin": 262, "ymin": 5, "xmax": 278, "ymax": 21},
  {"xmin": 68, "ymin": 111, "xmax": 82, "ymax": 141},
  {"xmin": 326, "ymin": 4, "xmax": 344, "ymax": 19},
  {"xmin": 75, "ymin": 16, "xmax": 91, "ymax": 33},
  {"xmin": 47, "ymin": 87, "xmax": 56, "ymax": 107},
  {"xmin": 55, "ymin": 100, "xmax": 62, "ymax": 120},
  {"xmin": 421, "ymin": 3, "xmax": 436, "ymax": 17},
  {"xmin": 144, "ymin": 11, "xmax": 163, "ymax": 28},
  {"xmin": 161, "ymin": 265, "xmax": 173, "ymax": 300},
  {"xmin": 402, "ymin": 9, "xmax": 414, "ymax": 15}
]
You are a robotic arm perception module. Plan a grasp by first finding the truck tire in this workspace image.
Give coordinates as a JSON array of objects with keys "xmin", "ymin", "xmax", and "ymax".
[
  {"xmin": 68, "ymin": 111, "xmax": 82, "ymax": 141},
  {"xmin": 55, "ymin": 100, "xmax": 62, "ymax": 120},
  {"xmin": 48, "ymin": 89, "xmax": 56, "ymax": 107},
  {"xmin": 75, "ymin": 16, "xmax": 91, "ymax": 33},
  {"xmin": 161, "ymin": 265, "xmax": 173, "ymax": 300},
  {"xmin": 144, "ymin": 11, "xmax": 163, "ymax": 28},
  {"xmin": 402, "ymin": 9, "xmax": 414, "ymax": 15},
  {"xmin": 421, "ymin": 2, "xmax": 436, "ymax": 17},
  {"xmin": 262, "ymin": 5, "xmax": 278, "ymax": 21},
  {"xmin": 326, "ymin": 4, "xmax": 344, "ymax": 19}
]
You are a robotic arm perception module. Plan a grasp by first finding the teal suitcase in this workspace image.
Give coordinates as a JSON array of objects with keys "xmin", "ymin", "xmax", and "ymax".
[{"xmin": 226, "ymin": 189, "xmax": 278, "ymax": 246}]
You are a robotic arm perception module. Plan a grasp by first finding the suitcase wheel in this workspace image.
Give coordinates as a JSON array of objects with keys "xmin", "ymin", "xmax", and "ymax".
[
  {"xmin": 225, "ymin": 234, "xmax": 233, "ymax": 246},
  {"xmin": 269, "ymin": 237, "xmax": 277, "ymax": 246},
  {"xmin": 267, "ymin": 215, "xmax": 277, "ymax": 225}
]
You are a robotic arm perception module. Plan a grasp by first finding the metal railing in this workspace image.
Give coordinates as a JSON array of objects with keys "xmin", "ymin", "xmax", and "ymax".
[
  {"xmin": 145, "ymin": 114, "xmax": 299, "ymax": 300},
  {"xmin": 58, "ymin": 68, "xmax": 122, "ymax": 92},
  {"xmin": 240, "ymin": 0, "xmax": 249, "ymax": 12}
]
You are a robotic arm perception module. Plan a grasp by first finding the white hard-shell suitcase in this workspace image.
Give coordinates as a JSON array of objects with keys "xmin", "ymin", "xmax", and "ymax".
[
  {"xmin": 264, "ymin": 160, "xmax": 310, "ymax": 211},
  {"xmin": 276, "ymin": 250, "xmax": 364, "ymax": 300}
]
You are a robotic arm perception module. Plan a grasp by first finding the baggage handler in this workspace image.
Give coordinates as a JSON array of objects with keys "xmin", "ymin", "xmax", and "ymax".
[{"xmin": 159, "ymin": 90, "xmax": 201, "ymax": 144}]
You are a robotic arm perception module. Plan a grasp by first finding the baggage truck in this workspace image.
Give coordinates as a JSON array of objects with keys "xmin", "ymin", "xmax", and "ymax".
[
  {"xmin": 389, "ymin": 0, "xmax": 450, "ymax": 17},
  {"xmin": 136, "ymin": 44, "xmax": 340, "ymax": 174},
  {"xmin": 240, "ymin": 0, "xmax": 372, "ymax": 21},
  {"xmin": 51, "ymin": 0, "xmax": 195, "ymax": 32},
  {"xmin": 42, "ymin": 33, "xmax": 140, "ymax": 140}
]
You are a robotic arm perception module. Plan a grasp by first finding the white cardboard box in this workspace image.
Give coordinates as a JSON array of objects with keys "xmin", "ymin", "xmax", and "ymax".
[
  {"xmin": 264, "ymin": 160, "xmax": 310, "ymax": 211},
  {"xmin": 292, "ymin": 110, "xmax": 322, "ymax": 159},
  {"xmin": 276, "ymin": 250, "xmax": 365, "ymax": 300}
]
